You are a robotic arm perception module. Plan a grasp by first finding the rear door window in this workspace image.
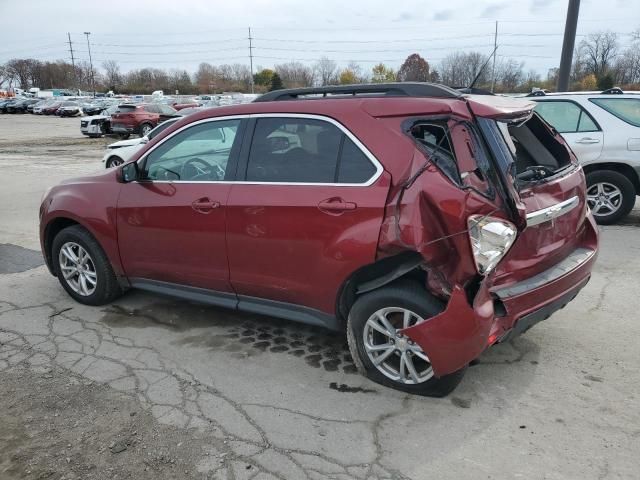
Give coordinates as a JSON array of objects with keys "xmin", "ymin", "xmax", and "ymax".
[
  {"xmin": 590, "ymin": 98, "xmax": 640, "ymax": 127},
  {"xmin": 534, "ymin": 101, "xmax": 599, "ymax": 133},
  {"xmin": 246, "ymin": 117, "xmax": 377, "ymax": 184}
]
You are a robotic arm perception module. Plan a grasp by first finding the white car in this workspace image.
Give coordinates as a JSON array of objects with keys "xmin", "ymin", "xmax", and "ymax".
[
  {"xmin": 103, "ymin": 117, "xmax": 180, "ymax": 168},
  {"xmin": 531, "ymin": 89, "xmax": 640, "ymax": 224},
  {"xmin": 80, "ymin": 105, "xmax": 120, "ymax": 138}
]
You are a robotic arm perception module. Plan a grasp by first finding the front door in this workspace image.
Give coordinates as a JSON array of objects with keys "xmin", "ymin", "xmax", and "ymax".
[
  {"xmin": 117, "ymin": 118, "xmax": 245, "ymax": 292},
  {"xmin": 226, "ymin": 115, "xmax": 390, "ymax": 314}
]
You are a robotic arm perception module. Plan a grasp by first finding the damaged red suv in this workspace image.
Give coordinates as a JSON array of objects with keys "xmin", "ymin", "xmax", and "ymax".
[{"xmin": 39, "ymin": 83, "xmax": 598, "ymax": 395}]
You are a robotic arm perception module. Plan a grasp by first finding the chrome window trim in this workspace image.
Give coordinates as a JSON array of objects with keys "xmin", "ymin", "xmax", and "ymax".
[
  {"xmin": 136, "ymin": 113, "xmax": 384, "ymax": 187},
  {"xmin": 525, "ymin": 195, "xmax": 580, "ymax": 227}
]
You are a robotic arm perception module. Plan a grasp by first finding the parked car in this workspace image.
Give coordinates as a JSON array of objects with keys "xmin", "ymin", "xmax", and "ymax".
[
  {"xmin": 530, "ymin": 89, "xmax": 640, "ymax": 224},
  {"xmin": 39, "ymin": 83, "xmax": 598, "ymax": 396},
  {"xmin": 81, "ymin": 102, "xmax": 106, "ymax": 116},
  {"xmin": 102, "ymin": 117, "xmax": 181, "ymax": 168},
  {"xmin": 33, "ymin": 99, "xmax": 58, "ymax": 114},
  {"xmin": 42, "ymin": 101, "xmax": 64, "ymax": 115},
  {"xmin": 6, "ymin": 98, "xmax": 39, "ymax": 113},
  {"xmin": 80, "ymin": 105, "xmax": 119, "ymax": 138},
  {"xmin": 56, "ymin": 101, "xmax": 83, "ymax": 117},
  {"xmin": 110, "ymin": 103, "xmax": 179, "ymax": 138},
  {"xmin": 0, "ymin": 98, "xmax": 14, "ymax": 113}
]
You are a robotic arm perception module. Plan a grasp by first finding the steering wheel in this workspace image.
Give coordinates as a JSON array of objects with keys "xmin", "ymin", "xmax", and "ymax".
[{"xmin": 181, "ymin": 157, "xmax": 225, "ymax": 181}]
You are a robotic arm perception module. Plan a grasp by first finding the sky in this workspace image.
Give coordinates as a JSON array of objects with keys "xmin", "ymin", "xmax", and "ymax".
[{"xmin": 0, "ymin": 0, "xmax": 638, "ymax": 77}]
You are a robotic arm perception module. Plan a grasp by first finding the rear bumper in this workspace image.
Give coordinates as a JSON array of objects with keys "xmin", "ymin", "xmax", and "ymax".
[
  {"xmin": 111, "ymin": 124, "xmax": 136, "ymax": 134},
  {"xmin": 401, "ymin": 217, "xmax": 598, "ymax": 377}
]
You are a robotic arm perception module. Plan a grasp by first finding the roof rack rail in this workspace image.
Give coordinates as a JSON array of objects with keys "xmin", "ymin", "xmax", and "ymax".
[
  {"xmin": 253, "ymin": 82, "xmax": 462, "ymax": 102},
  {"xmin": 601, "ymin": 87, "xmax": 623, "ymax": 94}
]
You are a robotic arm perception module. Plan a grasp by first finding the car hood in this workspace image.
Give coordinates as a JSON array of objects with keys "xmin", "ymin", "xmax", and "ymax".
[
  {"xmin": 109, "ymin": 138, "xmax": 142, "ymax": 148},
  {"xmin": 59, "ymin": 168, "xmax": 118, "ymax": 186},
  {"xmin": 80, "ymin": 114, "xmax": 110, "ymax": 121}
]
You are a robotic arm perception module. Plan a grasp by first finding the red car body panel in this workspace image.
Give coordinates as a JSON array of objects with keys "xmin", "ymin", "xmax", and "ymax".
[
  {"xmin": 40, "ymin": 92, "xmax": 599, "ymax": 378},
  {"xmin": 226, "ymin": 174, "xmax": 392, "ymax": 313}
]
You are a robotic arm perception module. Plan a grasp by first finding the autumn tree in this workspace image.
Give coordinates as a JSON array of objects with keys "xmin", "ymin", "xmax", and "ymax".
[
  {"xmin": 253, "ymin": 68, "xmax": 274, "ymax": 87},
  {"xmin": 371, "ymin": 63, "xmax": 396, "ymax": 83},
  {"xmin": 397, "ymin": 53, "xmax": 430, "ymax": 82},
  {"xmin": 274, "ymin": 62, "xmax": 314, "ymax": 88}
]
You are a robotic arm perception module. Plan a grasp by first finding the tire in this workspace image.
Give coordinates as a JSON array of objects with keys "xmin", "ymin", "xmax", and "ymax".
[
  {"xmin": 118, "ymin": 133, "xmax": 130, "ymax": 140},
  {"xmin": 139, "ymin": 122, "xmax": 153, "ymax": 137},
  {"xmin": 106, "ymin": 156, "xmax": 124, "ymax": 168},
  {"xmin": 346, "ymin": 280, "xmax": 467, "ymax": 396},
  {"xmin": 51, "ymin": 225, "xmax": 123, "ymax": 306},
  {"xmin": 586, "ymin": 170, "xmax": 636, "ymax": 225}
]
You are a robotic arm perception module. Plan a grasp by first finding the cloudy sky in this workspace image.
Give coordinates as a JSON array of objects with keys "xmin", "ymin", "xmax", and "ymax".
[{"xmin": 0, "ymin": 0, "xmax": 637, "ymax": 76}]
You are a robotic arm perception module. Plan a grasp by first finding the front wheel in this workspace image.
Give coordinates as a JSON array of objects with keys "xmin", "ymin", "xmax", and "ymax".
[
  {"xmin": 586, "ymin": 170, "xmax": 636, "ymax": 225},
  {"xmin": 347, "ymin": 280, "xmax": 467, "ymax": 396},
  {"xmin": 52, "ymin": 225, "xmax": 123, "ymax": 306}
]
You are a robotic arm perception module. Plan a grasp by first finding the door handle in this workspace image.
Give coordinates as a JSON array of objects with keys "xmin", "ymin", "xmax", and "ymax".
[
  {"xmin": 192, "ymin": 197, "xmax": 220, "ymax": 213},
  {"xmin": 318, "ymin": 197, "xmax": 357, "ymax": 215},
  {"xmin": 576, "ymin": 137, "xmax": 600, "ymax": 144}
]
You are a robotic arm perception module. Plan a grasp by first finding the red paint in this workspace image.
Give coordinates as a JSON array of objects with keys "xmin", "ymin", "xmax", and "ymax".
[
  {"xmin": 110, "ymin": 104, "xmax": 177, "ymax": 136},
  {"xmin": 40, "ymin": 92, "xmax": 599, "ymax": 377}
]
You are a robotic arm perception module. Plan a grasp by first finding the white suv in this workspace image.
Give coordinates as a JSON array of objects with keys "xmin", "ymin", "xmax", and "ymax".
[
  {"xmin": 530, "ymin": 89, "xmax": 640, "ymax": 224},
  {"xmin": 103, "ymin": 117, "xmax": 180, "ymax": 168}
]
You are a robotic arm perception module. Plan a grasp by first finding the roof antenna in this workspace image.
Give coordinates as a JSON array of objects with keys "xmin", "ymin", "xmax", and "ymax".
[{"xmin": 469, "ymin": 45, "xmax": 499, "ymax": 90}]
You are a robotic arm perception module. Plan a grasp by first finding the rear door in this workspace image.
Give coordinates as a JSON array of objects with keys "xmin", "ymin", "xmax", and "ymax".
[
  {"xmin": 533, "ymin": 99, "xmax": 603, "ymax": 163},
  {"xmin": 226, "ymin": 114, "xmax": 390, "ymax": 314}
]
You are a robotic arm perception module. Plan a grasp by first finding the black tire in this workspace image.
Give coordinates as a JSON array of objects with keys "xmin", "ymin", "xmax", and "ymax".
[
  {"xmin": 106, "ymin": 156, "xmax": 124, "ymax": 168},
  {"xmin": 347, "ymin": 280, "xmax": 467, "ymax": 396},
  {"xmin": 139, "ymin": 122, "xmax": 153, "ymax": 137},
  {"xmin": 586, "ymin": 170, "xmax": 636, "ymax": 225},
  {"xmin": 51, "ymin": 225, "xmax": 123, "ymax": 306},
  {"xmin": 118, "ymin": 133, "xmax": 130, "ymax": 140}
]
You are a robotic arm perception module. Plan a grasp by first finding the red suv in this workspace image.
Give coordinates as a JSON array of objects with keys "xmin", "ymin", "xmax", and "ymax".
[
  {"xmin": 110, "ymin": 103, "xmax": 178, "ymax": 138},
  {"xmin": 39, "ymin": 83, "xmax": 598, "ymax": 396}
]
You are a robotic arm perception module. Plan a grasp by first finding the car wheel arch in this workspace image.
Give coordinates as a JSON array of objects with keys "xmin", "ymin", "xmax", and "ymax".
[
  {"xmin": 582, "ymin": 162, "xmax": 640, "ymax": 195},
  {"xmin": 335, "ymin": 251, "xmax": 427, "ymax": 328}
]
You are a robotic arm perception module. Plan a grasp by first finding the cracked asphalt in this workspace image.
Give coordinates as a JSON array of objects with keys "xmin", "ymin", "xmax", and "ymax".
[{"xmin": 1, "ymin": 115, "xmax": 639, "ymax": 479}]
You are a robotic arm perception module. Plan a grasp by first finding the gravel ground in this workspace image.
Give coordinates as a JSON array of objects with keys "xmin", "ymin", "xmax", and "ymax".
[{"xmin": 0, "ymin": 114, "xmax": 639, "ymax": 480}]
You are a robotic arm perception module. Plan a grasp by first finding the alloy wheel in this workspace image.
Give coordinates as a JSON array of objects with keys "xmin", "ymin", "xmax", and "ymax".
[
  {"xmin": 141, "ymin": 124, "xmax": 152, "ymax": 136},
  {"xmin": 586, "ymin": 182, "xmax": 622, "ymax": 217},
  {"xmin": 108, "ymin": 157, "xmax": 123, "ymax": 168},
  {"xmin": 363, "ymin": 307, "xmax": 434, "ymax": 384},
  {"xmin": 58, "ymin": 242, "xmax": 97, "ymax": 296}
]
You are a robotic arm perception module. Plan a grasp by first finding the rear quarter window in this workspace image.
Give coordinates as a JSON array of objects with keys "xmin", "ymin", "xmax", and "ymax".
[{"xmin": 590, "ymin": 98, "xmax": 640, "ymax": 127}]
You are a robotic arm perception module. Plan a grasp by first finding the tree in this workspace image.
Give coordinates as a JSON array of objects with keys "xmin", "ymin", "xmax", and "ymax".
[
  {"xmin": 397, "ymin": 53, "xmax": 430, "ymax": 82},
  {"xmin": 5, "ymin": 59, "xmax": 34, "ymax": 89},
  {"xmin": 269, "ymin": 72, "xmax": 283, "ymax": 91},
  {"xmin": 371, "ymin": 63, "xmax": 396, "ymax": 83},
  {"xmin": 579, "ymin": 31, "xmax": 619, "ymax": 79},
  {"xmin": 314, "ymin": 56, "xmax": 338, "ymax": 86},
  {"xmin": 102, "ymin": 60, "xmax": 122, "ymax": 91},
  {"xmin": 274, "ymin": 62, "xmax": 314, "ymax": 88},
  {"xmin": 580, "ymin": 73, "xmax": 598, "ymax": 90},
  {"xmin": 440, "ymin": 51, "xmax": 489, "ymax": 87},
  {"xmin": 597, "ymin": 73, "xmax": 614, "ymax": 90},
  {"xmin": 253, "ymin": 68, "xmax": 274, "ymax": 87},
  {"xmin": 495, "ymin": 58, "xmax": 524, "ymax": 92}
]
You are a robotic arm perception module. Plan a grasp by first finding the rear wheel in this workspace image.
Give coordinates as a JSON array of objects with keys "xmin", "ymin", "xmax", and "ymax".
[
  {"xmin": 118, "ymin": 133, "xmax": 130, "ymax": 140},
  {"xmin": 52, "ymin": 225, "xmax": 122, "ymax": 306},
  {"xmin": 106, "ymin": 156, "xmax": 124, "ymax": 168},
  {"xmin": 586, "ymin": 170, "xmax": 636, "ymax": 225},
  {"xmin": 347, "ymin": 280, "xmax": 467, "ymax": 396},
  {"xmin": 140, "ymin": 122, "xmax": 153, "ymax": 137}
]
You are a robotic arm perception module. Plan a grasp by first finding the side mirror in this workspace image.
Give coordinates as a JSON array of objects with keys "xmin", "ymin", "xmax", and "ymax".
[{"xmin": 120, "ymin": 162, "xmax": 140, "ymax": 183}]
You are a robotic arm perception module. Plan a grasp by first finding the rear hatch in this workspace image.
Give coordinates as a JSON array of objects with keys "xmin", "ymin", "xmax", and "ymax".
[
  {"xmin": 467, "ymin": 96, "xmax": 589, "ymax": 283},
  {"xmin": 111, "ymin": 105, "xmax": 139, "ymax": 124}
]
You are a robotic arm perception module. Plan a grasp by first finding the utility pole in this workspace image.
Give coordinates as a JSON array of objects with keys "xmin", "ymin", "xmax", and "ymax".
[
  {"xmin": 67, "ymin": 33, "xmax": 76, "ymax": 88},
  {"xmin": 84, "ymin": 32, "xmax": 95, "ymax": 96},
  {"xmin": 557, "ymin": 0, "xmax": 580, "ymax": 92},
  {"xmin": 248, "ymin": 27, "xmax": 254, "ymax": 94},
  {"xmin": 491, "ymin": 21, "xmax": 498, "ymax": 92}
]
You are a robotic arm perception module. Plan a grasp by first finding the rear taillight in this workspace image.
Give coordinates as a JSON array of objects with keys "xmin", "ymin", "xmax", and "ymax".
[{"xmin": 467, "ymin": 215, "xmax": 517, "ymax": 275}]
